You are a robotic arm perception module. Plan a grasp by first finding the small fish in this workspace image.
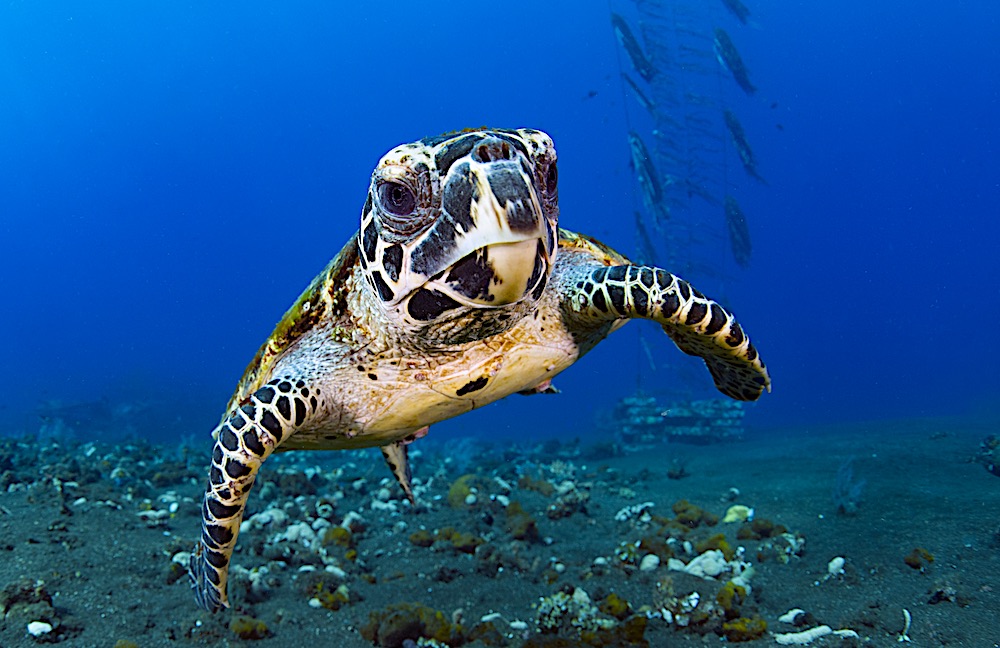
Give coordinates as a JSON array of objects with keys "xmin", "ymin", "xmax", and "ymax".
[
  {"xmin": 723, "ymin": 110, "xmax": 767, "ymax": 184},
  {"xmin": 621, "ymin": 74, "xmax": 656, "ymax": 113},
  {"xmin": 681, "ymin": 179, "xmax": 719, "ymax": 205},
  {"xmin": 628, "ymin": 131, "xmax": 670, "ymax": 224},
  {"xmin": 724, "ymin": 195, "xmax": 752, "ymax": 268},
  {"xmin": 679, "ymin": 44, "xmax": 712, "ymax": 60},
  {"xmin": 676, "ymin": 24, "xmax": 712, "ymax": 40},
  {"xmin": 684, "ymin": 113, "xmax": 714, "ymax": 129},
  {"xmin": 639, "ymin": 333, "xmax": 657, "ymax": 371},
  {"xmin": 652, "ymin": 110, "xmax": 684, "ymax": 131},
  {"xmin": 684, "ymin": 91, "xmax": 717, "ymax": 107},
  {"xmin": 611, "ymin": 13, "xmax": 657, "ymax": 83},
  {"xmin": 583, "ymin": 90, "xmax": 598, "ymax": 100},
  {"xmin": 720, "ymin": 0, "xmax": 751, "ymax": 25},
  {"xmin": 714, "ymin": 28, "xmax": 756, "ymax": 96},
  {"xmin": 633, "ymin": 211, "xmax": 660, "ymax": 264}
]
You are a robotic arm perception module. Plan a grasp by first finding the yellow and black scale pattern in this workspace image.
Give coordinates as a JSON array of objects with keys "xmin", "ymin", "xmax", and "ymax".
[
  {"xmin": 562, "ymin": 261, "xmax": 767, "ymax": 401},
  {"xmin": 190, "ymin": 375, "xmax": 318, "ymax": 612}
]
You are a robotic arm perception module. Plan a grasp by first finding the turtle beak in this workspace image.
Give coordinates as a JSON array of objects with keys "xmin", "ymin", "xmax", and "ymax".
[{"xmin": 477, "ymin": 239, "xmax": 545, "ymax": 305}]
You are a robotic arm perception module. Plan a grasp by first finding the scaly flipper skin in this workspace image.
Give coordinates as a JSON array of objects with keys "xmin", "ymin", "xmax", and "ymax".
[
  {"xmin": 554, "ymin": 231, "xmax": 771, "ymax": 401},
  {"xmin": 563, "ymin": 261, "xmax": 769, "ymax": 400},
  {"xmin": 381, "ymin": 439, "xmax": 416, "ymax": 503},
  {"xmin": 190, "ymin": 378, "xmax": 318, "ymax": 611}
]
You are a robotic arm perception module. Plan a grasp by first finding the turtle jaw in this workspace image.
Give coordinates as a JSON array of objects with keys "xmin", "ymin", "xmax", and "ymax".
[
  {"xmin": 418, "ymin": 237, "xmax": 549, "ymax": 309},
  {"xmin": 472, "ymin": 238, "xmax": 546, "ymax": 306}
]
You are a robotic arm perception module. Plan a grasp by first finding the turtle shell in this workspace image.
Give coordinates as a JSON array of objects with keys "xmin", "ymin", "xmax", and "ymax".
[{"xmin": 221, "ymin": 237, "xmax": 359, "ymax": 418}]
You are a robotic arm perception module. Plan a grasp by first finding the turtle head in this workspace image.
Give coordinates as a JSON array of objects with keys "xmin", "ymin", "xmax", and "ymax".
[{"xmin": 357, "ymin": 128, "xmax": 559, "ymax": 341}]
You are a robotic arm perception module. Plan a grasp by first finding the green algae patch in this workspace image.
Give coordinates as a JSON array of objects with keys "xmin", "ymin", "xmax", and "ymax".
[
  {"xmin": 360, "ymin": 602, "xmax": 464, "ymax": 647},
  {"xmin": 322, "ymin": 525, "xmax": 354, "ymax": 548},
  {"xmin": 408, "ymin": 528, "xmax": 435, "ymax": 547},
  {"xmin": 737, "ymin": 517, "xmax": 788, "ymax": 540},
  {"xmin": 437, "ymin": 526, "xmax": 484, "ymax": 554},
  {"xmin": 721, "ymin": 616, "xmax": 767, "ymax": 642},
  {"xmin": 599, "ymin": 592, "xmax": 631, "ymax": 620},
  {"xmin": 525, "ymin": 614, "xmax": 648, "ymax": 647},
  {"xmin": 695, "ymin": 532, "xmax": 735, "ymax": 561},
  {"xmin": 447, "ymin": 474, "xmax": 481, "ymax": 508},
  {"xmin": 467, "ymin": 620, "xmax": 504, "ymax": 645},
  {"xmin": 904, "ymin": 547, "xmax": 935, "ymax": 570},
  {"xmin": 229, "ymin": 614, "xmax": 270, "ymax": 640},
  {"xmin": 313, "ymin": 581, "xmax": 353, "ymax": 611},
  {"xmin": 671, "ymin": 499, "xmax": 718, "ymax": 528},
  {"xmin": 518, "ymin": 473, "xmax": 556, "ymax": 496},
  {"xmin": 715, "ymin": 581, "xmax": 747, "ymax": 619},
  {"xmin": 505, "ymin": 501, "xmax": 541, "ymax": 542},
  {"xmin": 638, "ymin": 535, "xmax": 674, "ymax": 561}
]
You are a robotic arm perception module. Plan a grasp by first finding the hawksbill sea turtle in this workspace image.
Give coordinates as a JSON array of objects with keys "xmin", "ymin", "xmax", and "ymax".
[{"xmin": 189, "ymin": 128, "xmax": 771, "ymax": 611}]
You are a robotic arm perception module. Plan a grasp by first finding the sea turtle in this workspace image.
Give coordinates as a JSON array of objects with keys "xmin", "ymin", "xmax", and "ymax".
[{"xmin": 189, "ymin": 128, "xmax": 770, "ymax": 611}]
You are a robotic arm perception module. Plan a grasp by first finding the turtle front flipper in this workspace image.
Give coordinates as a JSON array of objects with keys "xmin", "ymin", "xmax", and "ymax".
[
  {"xmin": 189, "ymin": 382, "xmax": 309, "ymax": 612},
  {"xmin": 568, "ymin": 264, "xmax": 771, "ymax": 400}
]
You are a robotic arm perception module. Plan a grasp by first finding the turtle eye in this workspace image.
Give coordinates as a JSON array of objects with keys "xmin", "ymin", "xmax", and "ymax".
[
  {"xmin": 377, "ymin": 181, "xmax": 417, "ymax": 217},
  {"xmin": 544, "ymin": 162, "xmax": 558, "ymax": 196}
]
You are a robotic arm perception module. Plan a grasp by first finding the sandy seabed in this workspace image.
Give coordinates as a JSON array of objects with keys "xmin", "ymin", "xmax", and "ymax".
[{"xmin": 0, "ymin": 417, "xmax": 997, "ymax": 648}]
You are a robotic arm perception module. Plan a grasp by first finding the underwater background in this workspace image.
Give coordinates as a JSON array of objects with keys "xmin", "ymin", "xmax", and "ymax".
[
  {"xmin": 2, "ymin": 0, "xmax": 999, "ymax": 444},
  {"xmin": 3, "ymin": 3, "xmax": 1000, "ymax": 647}
]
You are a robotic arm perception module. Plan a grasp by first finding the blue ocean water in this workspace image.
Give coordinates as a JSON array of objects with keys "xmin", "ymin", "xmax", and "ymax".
[{"xmin": 1, "ymin": 1, "xmax": 998, "ymax": 445}]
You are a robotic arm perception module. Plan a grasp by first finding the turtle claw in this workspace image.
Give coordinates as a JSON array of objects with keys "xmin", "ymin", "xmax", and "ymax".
[{"xmin": 189, "ymin": 543, "xmax": 227, "ymax": 612}]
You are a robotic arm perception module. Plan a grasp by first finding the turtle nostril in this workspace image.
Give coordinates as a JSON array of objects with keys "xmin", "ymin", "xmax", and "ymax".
[{"xmin": 473, "ymin": 138, "xmax": 515, "ymax": 164}]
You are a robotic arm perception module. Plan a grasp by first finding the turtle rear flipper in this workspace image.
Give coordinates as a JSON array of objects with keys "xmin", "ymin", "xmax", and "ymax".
[
  {"xmin": 381, "ymin": 440, "xmax": 416, "ymax": 503},
  {"xmin": 190, "ymin": 381, "xmax": 315, "ymax": 612},
  {"xmin": 568, "ymin": 263, "xmax": 770, "ymax": 401}
]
